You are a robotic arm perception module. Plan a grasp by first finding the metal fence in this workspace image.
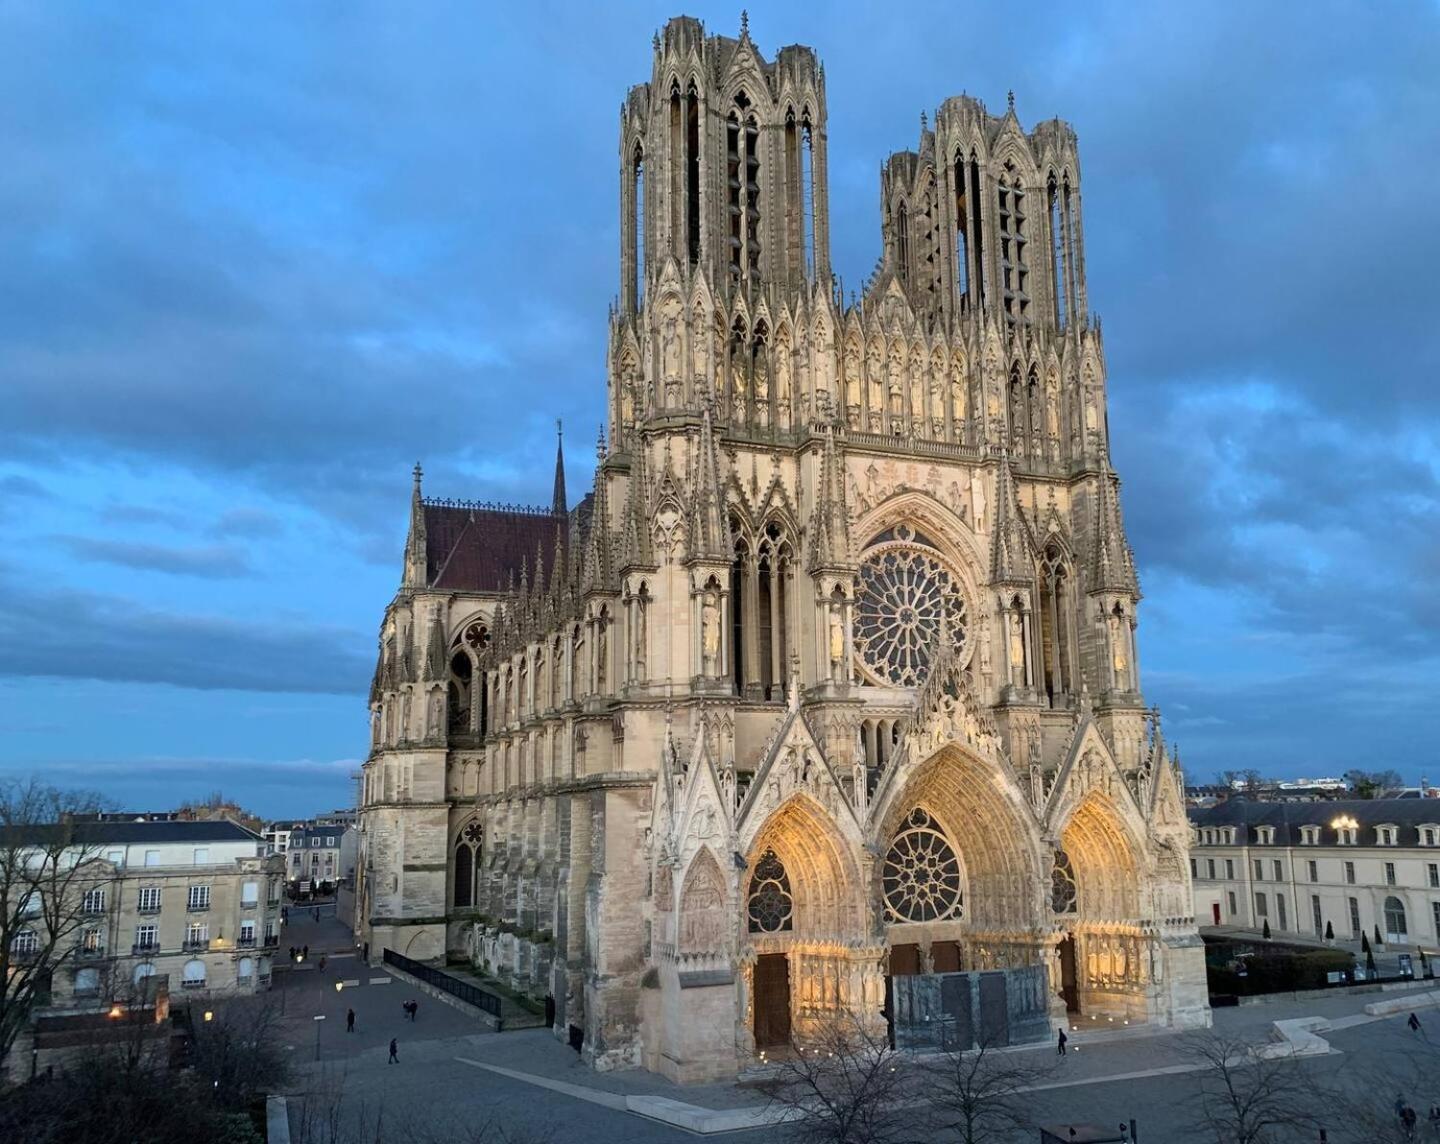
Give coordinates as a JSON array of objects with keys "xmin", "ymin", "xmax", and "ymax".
[{"xmin": 383, "ymin": 949, "xmax": 503, "ymax": 1020}]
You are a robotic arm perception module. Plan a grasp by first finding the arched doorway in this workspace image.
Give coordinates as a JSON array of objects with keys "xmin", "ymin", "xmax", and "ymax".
[
  {"xmin": 1057, "ymin": 791, "xmax": 1145, "ymax": 1020},
  {"xmin": 740, "ymin": 793, "xmax": 874, "ymax": 1051},
  {"xmin": 1384, "ymin": 896, "xmax": 1408, "ymax": 945},
  {"xmin": 876, "ymin": 744, "xmax": 1046, "ymax": 976}
]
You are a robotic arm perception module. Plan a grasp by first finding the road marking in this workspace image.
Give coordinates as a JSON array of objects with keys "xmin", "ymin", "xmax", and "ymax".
[
  {"xmin": 341, "ymin": 979, "xmax": 361, "ymax": 988},
  {"xmin": 369, "ymin": 976, "xmax": 391, "ymax": 985}
]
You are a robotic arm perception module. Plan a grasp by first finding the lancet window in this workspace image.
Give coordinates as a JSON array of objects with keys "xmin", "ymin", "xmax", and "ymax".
[
  {"xmin": 453, "ymin": 820, "xmax": 483, "ymax": 910},
  {"xmin": 1038, "ymin": 544, "xmax": 1075, "ymax": 707},
  {"xmin": 1048, "ymin": 174, "xmax": 1069, "ymax": 329},
  {"xmin": 725, "ymin": 92, "xmax": 762, "ymax": 288},
  {"xmin": 997, "ymin": 165, "xmax": 1030, "ymax": 325},
  {"xmin": 882, "ymin": 809, "xmax": 963, "ymax": 923},
  {"xmin": 746, "ymin": 849, "xmax": 794, "ymax": 934},
  {"xmin": 628, "ymin": 143, "xmax": 645, "ymax": 313},
  {"xmin": 953, "ymin": 152, "xmax": 972, "ymax": 306},
  {"xmin": 755, "ymin": 521, "xmax": 792, "ymax": 700},
  {"xmin": 895, "ymin": 200, "xmax": 910, "ymax": 288}
]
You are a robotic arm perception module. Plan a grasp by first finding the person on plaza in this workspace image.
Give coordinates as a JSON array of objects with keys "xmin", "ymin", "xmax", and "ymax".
[
  {"xmin": 388, "ymin": 1038, "xmax": 398, "ymax": 1064},
  {"xmin": 346, "ymin": 1008, "xmax": 355, "ymax": 1033},
  {"xmin": 1057, "ymin": 1028, "xmax": 1068, "ymax": 1056},
  {"xmin": 314, "ymin": 907, "xmax": 320, "ymax": 922},
  {"xmin": 289, "ymin": 946, "xmax": 296, "ymax": 961},
  {"xmin": 1400, "ymin": 1104, "xmax": 1418, "ymax": 1139},
  {"xmin": 1408, "ymin": 1012, "xmax": 1421, "ymax": 1032},
  {"xmin": 302, "ymin": 944, "xmax": 308, "ymax": 961},
  {"xmin": 319, "ymin": 954, "xmax": 327, "ymax": 972},
  {"xmin": 411, "ymin": 999, "xmax": 419, "ymax": 1022}
]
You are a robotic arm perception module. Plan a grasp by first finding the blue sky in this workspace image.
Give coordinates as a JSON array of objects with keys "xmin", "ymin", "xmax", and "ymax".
[{"xmin": 1, "ymin": 2, "xmax": 1437, "ymax": 818}]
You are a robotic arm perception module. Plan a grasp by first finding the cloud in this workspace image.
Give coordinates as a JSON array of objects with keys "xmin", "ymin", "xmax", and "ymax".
[
  {"xmin": 55, "ymin": 535, "xmax": 255, "ymax": 579},
  {"xmin": 210, "ymin": 507, "xmax": 283, "ymax": 539},
  {"xmin": 0, "ymin": 572, "xmax": 370, "ymax": 695}
]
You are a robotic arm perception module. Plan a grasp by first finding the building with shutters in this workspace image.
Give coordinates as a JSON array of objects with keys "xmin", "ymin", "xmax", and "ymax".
[
  {"xmin": 355, "ymin": 14, "xmax": 1209, "ymax": 1080},
  {"xmin": 1190, "ymin": 799, "xmax": 1440, "ymax": 949}
]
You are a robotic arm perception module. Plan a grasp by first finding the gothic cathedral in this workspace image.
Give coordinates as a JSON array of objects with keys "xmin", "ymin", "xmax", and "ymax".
[{"xmin": 356, "ymin": 15, "xmax": 1209, "ymax": 1081}]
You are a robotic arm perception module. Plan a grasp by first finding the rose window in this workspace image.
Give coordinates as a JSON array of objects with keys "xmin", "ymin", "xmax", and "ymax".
[
  {"xmin": 882, "ymin": 809, "xmax": 963, "ymax": 923},
  {"xmin": 854, "ymin": 527, "xmax": 968, "ymax": 686},
  {"xmin": 462, "ymin": 622, "xmax": 490, "ymax": 652},
  {"xmin": 746, "ymin": 849, "xmax": 794, "ymax": 934}
]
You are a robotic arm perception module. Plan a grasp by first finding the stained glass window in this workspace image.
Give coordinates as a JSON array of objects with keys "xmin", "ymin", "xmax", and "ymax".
[
  {"xmin": 747, "ymin": 849, "xmax": 794, "ymax": 933},
  {"xmin": 854, "ymin": 526, "xmax": 968, "ymax": 686},
  {"xmin": 1051, "ymin": 849, "xmax": 1078, "ymax": 914},
  {"xmin": 882, "ymin": 809, "xmax": 963, "ymax": 923}
]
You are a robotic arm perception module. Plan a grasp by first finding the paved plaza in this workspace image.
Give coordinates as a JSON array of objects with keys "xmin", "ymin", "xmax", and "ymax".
[{"xmin": 267, "ymin": 915, "xmax": 1440, "ymax": 1144}]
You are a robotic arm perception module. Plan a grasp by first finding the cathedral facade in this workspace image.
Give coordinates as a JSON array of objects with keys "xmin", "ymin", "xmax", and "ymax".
[{"xmin": 356, "ymin": 15, "xmax": 1209, "ymax": 1082}]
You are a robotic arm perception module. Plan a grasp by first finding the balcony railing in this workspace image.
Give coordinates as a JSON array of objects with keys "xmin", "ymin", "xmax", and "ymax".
[
  {"xmin": 137, "ymin": 905, "xmax": 162, "ymax": 915},
  {"xmin": 181, "ymin": 978, "xmax": 206, "ymax": 990},
  {"xmin": 75, "ymin": 945, "xmax": 107, "ymax": 960},
  {"xmin": 236, "ymin": 936, "xmax": 257, "ymax": 949},
  {"xmin": 132, "ymin": 942, "xmax": 159, "ymax": 956},
  {"xmin": 263, "ymin": 936, "xmax": 279, "ymax": 948},
  {"xmin": 182, "ymin": 938, "xmax": 210, "ymax": 952},
  {"xmin": 186, "ymin": 902, "xmax": 210, "ymax": 913}
]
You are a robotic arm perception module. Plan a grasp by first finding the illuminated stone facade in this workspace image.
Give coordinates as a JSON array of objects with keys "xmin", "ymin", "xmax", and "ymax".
[{"xmin": 356, "ymin": 15, "xmax": 1210, "ymax": 1082}]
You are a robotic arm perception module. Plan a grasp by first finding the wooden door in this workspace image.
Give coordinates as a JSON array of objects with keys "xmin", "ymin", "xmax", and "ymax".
[
  {"xmin": 1212, "ymin": 902, "xmax": 1222, "ymax": 926},
  {"xmin": 1058, "ymin": 934, "xmax": 1079, "ymax": 1014},
  {"xmin": 753, "ymin": 953, "xmax": 791, "ymax": 1048}
]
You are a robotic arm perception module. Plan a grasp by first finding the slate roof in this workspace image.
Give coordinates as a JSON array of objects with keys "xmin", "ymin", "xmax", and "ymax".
[
  {"xmin": 1189, "ymin": 798, "xmax": 1440, "ymax": 847},
  {"xmin": 4, "ymin": 819, "xmax": 262, "ymax": 847},
  {"xmin": 422, "ymin": 494, "xmax": 593, "ymax": 593}
]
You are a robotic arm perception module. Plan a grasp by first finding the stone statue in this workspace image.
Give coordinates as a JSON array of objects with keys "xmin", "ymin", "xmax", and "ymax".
[
  {"xmin": 1008, "ymin": 613, "xmax": 1025, "ymax": 671},
  {"xmin": 971, "ymin": 469, "xmax": 987, "ymax": 532},
  {"xmin": 701, "ymin": 591, "xmax": 720, "ymax": 675},
  {"xmin": 828, "ymin": 605, "xmax": 845, "ymax": 674}
]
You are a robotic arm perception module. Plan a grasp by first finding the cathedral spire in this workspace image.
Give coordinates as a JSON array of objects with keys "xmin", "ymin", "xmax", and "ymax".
[
  {"xmin": 619, "ymin": 433, "xmax": 655, "ymax": 570},
  {"xmin": 403, "ymin": 462, "xmax": 428, "ymax": 590},
  {"xmin": 1089, "ymin": 458, "xmax": 1140, "ymax": 597},
  {"xmin": 552, "ymin": 420, "xmax": 568, "ymax": 516},
  {"xmin": 583, "ymin": 428, "xmax": 617, "ymax": 593},
  {"xmin": 807, "ymin": 420, "xmax": 853, "ymax": 571},
  {"xmin": 422, "ymin": 603, "xmax": 446, "ymax": 682},
  {"xmin": 989, "ymin": 450, "xmax": 1035, "ymax": 585},
  {"xmin": 686, "ymin": 399, "xmax": 731, "ymax": 563}
]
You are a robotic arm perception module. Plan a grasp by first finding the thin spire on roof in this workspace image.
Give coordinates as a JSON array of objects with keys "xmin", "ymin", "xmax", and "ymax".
[
  {"xmin": 403, "ymin": 462, "xmax": 428, "ymax": 589},
  {"xmin": 552, "ymin": 419, "xmax": 567, "ymax": 516}
]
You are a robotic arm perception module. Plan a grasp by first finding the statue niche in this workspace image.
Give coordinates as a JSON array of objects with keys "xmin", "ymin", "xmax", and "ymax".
[{"xmin": 677, "ymin": 848, "xmax": 729, "ymax": 954}]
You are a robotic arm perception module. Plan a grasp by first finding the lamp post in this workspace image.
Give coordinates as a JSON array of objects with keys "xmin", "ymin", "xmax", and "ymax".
[{"xmin": 313, "ymin": 1014, "xmax": 326, "ymax": 1061}]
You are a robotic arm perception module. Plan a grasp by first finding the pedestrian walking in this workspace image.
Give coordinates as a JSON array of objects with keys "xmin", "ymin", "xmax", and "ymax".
[
  {"xmin": 319, "ymin": 954, "xmax": 327, "ymax": 972},
  {"xmin": 1408, "ymin": 1011, "xmax": 1421, "ymax": 1032},
  {"xmin": 388, "ymin": 1038, "xmax": 398, "ymax": 1064},
  {"xmin": 289, "ymin": 946, "xmax": 296, "ymax": 961},
  {"xmin": 1401, "ymin": 1104, "xmax": 1418, "ymax": 1140},
  {"xmin": 1057, "ymin": 1028, "xmax": 1068, "ymax": 1055},
  {"xmin": 411, "ymin": 999, "xmax": 419, "ymax": 1022},
  {"xmin": 346, "ymin": 1008, "xmax": 355, "ymax": 1033},
  {"xmin": 302, "ymin": 944, "xmax": 309, "ymax": 961},
  {"xmin": 314, "ymin": 907, "xmax": 320, "ymax": 922}
]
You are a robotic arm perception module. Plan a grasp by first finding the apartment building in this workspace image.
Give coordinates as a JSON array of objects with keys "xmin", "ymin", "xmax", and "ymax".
[
  {"xmin": 285, "ymin": 824, "xmax": 356, "ymax": 888},
  {"xmin": 42, "ymin": 819, "xmax": 284, "ymax": 1006},
  {"xmin": 1189, "ymin": 799, "xmax": 1440, "ymax": 949}
]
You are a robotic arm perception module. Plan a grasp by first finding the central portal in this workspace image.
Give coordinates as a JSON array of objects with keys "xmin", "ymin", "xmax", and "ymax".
[{"xmin": 753, "ymin": 953, "xmax": 792, "ymax": 1048}]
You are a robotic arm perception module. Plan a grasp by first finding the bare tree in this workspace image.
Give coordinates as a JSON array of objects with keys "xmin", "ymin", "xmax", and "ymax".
[
  {"xmin": 921, "ymin": 1035, "xmax": 1056, "ymax": 1144},
  {"xmin": 187, "ymin": 993, "xmax": 292, "ymax": 1110},
  {"xmin": 761, "ymin": 1010, "xmax": 917, "ymax": 1144},
  {"xmin": 1184, "ymin": 1032, "xmax": 1328, "ymax": 1144},
  {"xmin": 0, "ymin": 780, "xmax": 109, "ymax": 1073}
]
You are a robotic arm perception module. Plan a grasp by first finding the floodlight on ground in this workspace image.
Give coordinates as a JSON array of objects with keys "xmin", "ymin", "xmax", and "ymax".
[{"xmin": 204, "ymin": 1010, "xmax": 213, "ymax": 1022}]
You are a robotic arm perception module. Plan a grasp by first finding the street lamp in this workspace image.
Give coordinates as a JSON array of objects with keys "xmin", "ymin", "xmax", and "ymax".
[
  {"xmin": 203, "ymin": 1010, "xmax": 213, "ymax": 1023},
  {"xmin": 335, "ymin": 982, "xmax": 343, "ymax": 993}
]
